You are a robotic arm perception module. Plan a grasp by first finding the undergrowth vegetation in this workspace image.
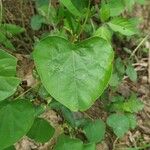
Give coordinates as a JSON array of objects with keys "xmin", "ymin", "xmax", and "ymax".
[{"xmin": 0, "ymin": 0, "xmax": 149, "ymax": 150}]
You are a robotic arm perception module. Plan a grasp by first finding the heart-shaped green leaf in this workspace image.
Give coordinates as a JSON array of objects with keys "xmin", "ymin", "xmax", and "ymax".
[
  {"xmin": 0, "ymin": 100, "xmax": 35, "ymax": 149},
  {"xmin": 0, "ymin": 49, "xmax": 20, "ymax": 101},
  {"xmin": 33, "ymin": 36, "xmax": 114, "ymax": 111}
]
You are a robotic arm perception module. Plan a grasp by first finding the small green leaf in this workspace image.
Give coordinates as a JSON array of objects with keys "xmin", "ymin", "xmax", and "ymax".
[
  {"xmin": 0, "ymin": 49, "xmax": 20, "ymax": 101},
  {"xmin": 126, "ymin": 114, "xmax": 137, "ymax": 129},
  {"xmin": 108, "ymin": 18, "xmax": 138, "ymax": 36},
  {"xmin": 93, "ymin": 26, "xmax": 112, "ymax": 42},
  {"xmin": 37, "ymin": 5, "xmax": 57, "ymax": 25},
  {"xmin": 31, "ymin": 15, "xmax": 45, "ymax": 30},
  {"xmin": 0, "ymin": 100, "xmax": 35, "ymax": 149},
  {"xmin": 54, "ymin": 134, "xmax": 83, "ymax": 150},
  {"xmin": 33, "ymin": 36, "xmax": 114, "ymax": 111},
  {"xmin": 0, "ymin": 32, "xmax": 15, "ymax": 50},
  {"xmin": 83, "ymin": 143, "xmax": 96, "ymax": 150},
  {"xmin": 115, "ymin": 58, "xmax": 125, "ymax": 75},
  {"xmin": 99, "ymin": 4, "xmax": 110, "ymax": 22},
  {"xmin": 27, "ymin": 118, "xmax": 55, "ymax": 143},
  {"xmin": 60, "ymin": 0, "xmax": 81, "ymax": 16},
  {"xmin": 109, "ymin": 73, "xmax": 120, "ymax": 87},
  {"xmin": 124, "ymin": 0, "xmax": 135, "ymax": 10},
  {"xmin": 111, "ymin": 95, "xmax": 124, "ymax": 102},
  {"xmin": 107, "ymin": 114, "xmax": 130, "ymax": 138},
  {"xmin": 83, "ymin": 119, "xmax": 106, "ymax": 143},
  {"xmin": 0, "ymin": 24, "xmax": 25, "ymax": 36},
  {"xmin": 109, "ymin": 94, "xmax": 144, "ymax": 113},
  {"xmin": 109, "ymin": 101, "xmax": 125, "ymax": 112},
  {"xmin": 126, "ymin": 64, "xmax": 137, "ymax": 82},
  {"xmin": 123, "ymin": 94, "xmax": 144, "ymax": 113},
  {"xmin": 107, "ymin": 0, "xmax": 126, "ymax": 16},
  {"xmin": 71, "ymin": 0, "xmax": 89, "ymax": 12}
]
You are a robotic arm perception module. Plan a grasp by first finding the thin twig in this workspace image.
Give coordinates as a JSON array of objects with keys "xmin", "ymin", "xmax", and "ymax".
[
  {"xmin": 14, "ymin": 81, "xmax": 40, "ymax": 100},
  {"xmin": 112, "ymin": 137, "xmax": 119, "ymax": 150},
  {"xmin": 130, "ymin": 34, "xmax": 150, "ymax": 58},
  {"xmin": 148, "ymin": 43, "xmax": 150, "ymax": 83}
]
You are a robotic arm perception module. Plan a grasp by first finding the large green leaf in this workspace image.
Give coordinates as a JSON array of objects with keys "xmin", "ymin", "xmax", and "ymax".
[
  {"xmin": 27, "ymin": 118, "xmax": 55, "ymax": 143},
  {"xmin": 0, "ymin": 49, "xmax": 20, "ymax": 101},
  {"xmin": 83, "ymin": 119, "xmax": 106, "ymax": 143},
  {"xmin": 108, "ymin": 18, "xmax": 138, "ymax": 36},
  {"xmin": 33, "ymin": 36, "xmax": 114, "ymax": 111},
  {"xmin": 0, "ymin": 100, "xmax": 35, "ymax": 150}
]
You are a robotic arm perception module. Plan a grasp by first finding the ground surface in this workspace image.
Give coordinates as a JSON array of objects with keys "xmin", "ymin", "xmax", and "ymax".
[{"xmin": 2, "ymin": 0, "xmax": 150, "ymax": 150}]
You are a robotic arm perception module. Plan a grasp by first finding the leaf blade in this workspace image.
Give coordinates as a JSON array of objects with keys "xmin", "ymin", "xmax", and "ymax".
[
  {"xmin": 33, "ymin": 36, "xmax": 114, "ymax": 111},
  {"xmin": 83, "ymin": 119, "xmax": 106, "ymax": 143},
  {"xmin": 0, "ymin": 100, "xmax": 35, "ymax": 149},
  {"xmin": 27, "ymin": 118, "xmax": 55, "ymax": 143},
  {"xmin": 60, "ymin": 0, "xmax": 81, "ymax": 16},
  {"xmin": 0, "ymin": 49, "xmax": 20, "ymax": 101},
  {"xmin": 108, "ymin": 18, "xmax": 139, "ymax": 36}
]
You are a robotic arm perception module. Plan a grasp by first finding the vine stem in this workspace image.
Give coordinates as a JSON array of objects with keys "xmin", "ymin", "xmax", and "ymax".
[
  {"xmin": 130, "ymin": 33, "xmax": 150, "ymax": 58},
  {"xmin": 77, "ymin": 0, "xmax": 91, "ymax": 39}
]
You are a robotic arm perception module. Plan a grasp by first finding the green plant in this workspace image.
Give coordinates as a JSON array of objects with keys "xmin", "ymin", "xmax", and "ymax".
[
  {"xmin": 107, "ymin": 94, "xmax": 144, "ymax": 135},
  {"xmin": 0, "ymin": 24, "xmax": 25, "ymax": 50},
  {"xmin": 0, "ymin": 0, "xmax": 147, "ymax": 149}
]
